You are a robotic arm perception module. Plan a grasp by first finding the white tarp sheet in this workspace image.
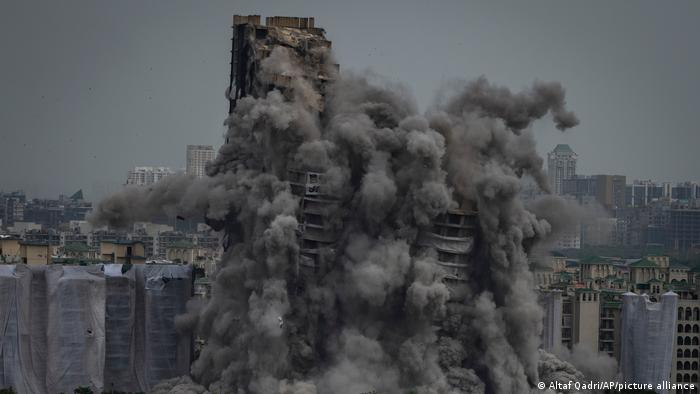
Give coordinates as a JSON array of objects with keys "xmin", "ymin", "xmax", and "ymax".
[
  {"xmin": 103, "ymin": 264, "xmax": 138, "ymax": 392},
  {"xmin": 0, "ymin": 264, "xmax": 192, "ymax": 394},
  {"xmin": 620, "ymin": 291, "xmax": 678, "ymax": 394},
  {"xmin": 139, "ymin": 264, "xmax": 193, "ymax": 391},
  {"xmin": 46, "ymin": 265, "xmax": 106, "ymax": 394}
]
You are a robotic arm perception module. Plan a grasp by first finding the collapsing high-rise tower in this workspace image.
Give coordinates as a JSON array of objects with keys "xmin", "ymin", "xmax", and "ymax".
[
  {"xmin": 88, "ymin": 10, "xmax": 581, "ymax": 392},
  {"xmin": 220, "ymin": 16, "xmax": 482, "ymax": 387},
  {"xmin": 225, "ymin": 15, "xmax": 341, "ymax": 279},
  {"xmin": 227, "ymin": 15, "xmax": 335, "ymax": 115},
  {"xmin": 226, "ymin": 13, "xmax": 477, "ymax": 297}
]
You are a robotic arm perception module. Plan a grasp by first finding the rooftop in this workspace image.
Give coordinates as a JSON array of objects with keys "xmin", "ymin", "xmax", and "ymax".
[
  {"xmin": 603, "ymin": 301, "xmax": 622, "ymax": 308},
  {"xmin": 670, "ymin": 260, "xmax": 689, "ymax": 270},
  {"xmin": 575, "ymin": 288, "xmax": 598, "ymax": 293},
  {"xmin": 628, "ymin": 258, "xmax": 659, "ymax": 268},
  {"xmin": 51, "ymin": 257, "xmax": 102, "ymax": 265},
  {"xmin": 64, "ymin": 242, "xmax": 94, "ymax": 253},
  {"xmin": 669, "ymin": 281, "xmax": 694, "ymax": 291},
  {"xmin": 102, "ymin": 240, "xmax": 144, "ymax": 246},
  {"xmin": 169, "ymin": 240, "xmax": 195, "ymax": 249},
  {"xmin": 20, "ymin": 241, "xmax": 49, "ymax": 246},
  {"xmin": 552, "ymin": 144, "xmax": 575, "ymax": 154},
  {"xmin": 579, "ymin": 256, "xmax": 612, "ymax": 265},
  {"xmin": 550, "ymin": 250, "xmax": 566, "ymax": 257}
]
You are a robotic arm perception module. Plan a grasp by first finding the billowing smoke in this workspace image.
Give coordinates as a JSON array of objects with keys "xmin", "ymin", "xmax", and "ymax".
[
  {"xmin": 537, "ymin": 350, "xmax": 588, "ymax": 394},
  {"xmin": 91, "ymin": 43, "xmax": 590, "ymax": 393},
  {"xmin": 555, "ymin": 345, "xmax": 618, "ymax": 382}
]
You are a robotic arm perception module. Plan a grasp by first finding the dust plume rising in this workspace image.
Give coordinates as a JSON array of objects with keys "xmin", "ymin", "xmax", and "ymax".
[{"xmin": 91, "ymin": 49, "xmax": 587, "ymax": 393}]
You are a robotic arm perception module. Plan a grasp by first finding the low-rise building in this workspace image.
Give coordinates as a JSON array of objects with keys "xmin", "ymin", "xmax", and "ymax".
[
  {"xmin": 19, "ymin": 241, "xmax": 52, "ymax": 264},
  {"xmin": 100, "ymin": 240, "xmax": 146, "ymax": 264},
  {"xmin": 0, "ymin": 235, "xmax": 21, "ymax": 262},
  {"xmin": 166, "ymin": 240, "xmax": 198, "ymax": 263},
  {"xmin": 669, "ymin": 260, "xmax": 691, "ymax": 284},
  {"xmin": 62, "ymin": 242, "xmax": 98, "ymax": 260},
  {"xmin": 629, "ymin": 258, "xmax": 663, "ymax": 285},
  {"xmin": 579, "ymin": 256, "xmax": 616, "ymax": 283},
  {"xmin": 125, "ymin": 166, "xmax": 176, "ymax": 186}
]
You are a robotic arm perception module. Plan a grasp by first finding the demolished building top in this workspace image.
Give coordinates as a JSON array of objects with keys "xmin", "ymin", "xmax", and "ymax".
[{"xmin": 228, "ymin": 14, "xmax": 337, "ymax": 114}]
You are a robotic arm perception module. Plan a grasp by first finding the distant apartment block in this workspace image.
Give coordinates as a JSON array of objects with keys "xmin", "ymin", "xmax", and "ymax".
[
  {"xmin": 126, "ymin": 166, "xmax": 175, "ymax": 186},
  {"xmin": 186, "ymin": 145, "xmax": 215, "ymax": 178},
  {"xmin": 562, "ymin": 174, "xmax": 626, "ymax": 211},
  {"xmin": 556, "ymin": 226, "xmax": 581, "ymax": 249},
  {"xmin": 547, "ymin": 144, "xmax": 577, "ymax": 195},
  {"xmin": 669, "ymin": 209, "xmax": 700, "ymax": 255}
]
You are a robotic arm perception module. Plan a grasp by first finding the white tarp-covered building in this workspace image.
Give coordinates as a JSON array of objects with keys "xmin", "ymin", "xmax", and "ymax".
[
  {"xmin": 539, "ymin": 289, "xmax": 563, "ymax": 353},
  {"xmin": 620, "ymin": 291, "xmax": 678, "ymax": 394},
  {"xmin": 0, "ymin": 263, "xmax": 192, "ymax": 394}
]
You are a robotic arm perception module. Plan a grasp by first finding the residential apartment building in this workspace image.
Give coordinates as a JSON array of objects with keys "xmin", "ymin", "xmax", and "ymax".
[
  {"xmin": 125, "ymin": 166, "xmax": 175, "ymax": 186},
  {"xmin": 547, "ymin": 144, "xmax": 577, "ymax": 195},
  {"xmin": 186, "ymin": 145, "xmax": 215, "ymax": 178}
]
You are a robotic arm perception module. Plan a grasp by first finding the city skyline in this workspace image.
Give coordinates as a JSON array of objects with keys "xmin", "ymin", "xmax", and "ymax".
[
  {"xmin": 1, "ymin": 0, "xmax": 699, "ymax": 200},
  {"xmin": 1, "ymin": 5, "xmax": 699, "ymax": 392}
]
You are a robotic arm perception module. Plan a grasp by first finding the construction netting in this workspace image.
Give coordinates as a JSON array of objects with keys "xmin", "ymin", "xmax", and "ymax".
[
  {"xmin": 0, "ymin": 264, "xmax": 192, "ymax": 394},
  {"xmin": 620, "ymin": 291, "xmax": 678, "ymax": 394}
]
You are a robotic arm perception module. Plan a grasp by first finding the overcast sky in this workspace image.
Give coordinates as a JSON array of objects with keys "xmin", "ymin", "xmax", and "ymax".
[{"xmin": 1, "ymin": 0, "xmax": 698, "ymax": 200}]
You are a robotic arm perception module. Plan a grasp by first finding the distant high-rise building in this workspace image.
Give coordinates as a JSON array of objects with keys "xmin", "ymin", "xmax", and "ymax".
[
  {"xmin": 562, "ymin": 174, "xmax": 625, "ymax": 212},
  {"xmin": 556, "ymin": 226, "xmax": 581, "ymax": 249},
  {"xmin": 626, "ymin": 180, "xmax": 667, "ymax": 207},
  {"xmin": 562, "ymin": 175, "xmax": 596, "ymax": 202},
  {"xmin": 0, "ymin": 191, "xmax": 26, "ymax": 228},
  {"xmin": 547, "ymin": 144, "xmax": 577, "ymax": 195},
  {"xmin": 669, "ymin": 208, "xmax": 700, "ymax": 254},
  {"xmin": 671, "ymin": 182, "xmax": 700, "ymax": 203},
  {"xmin": 126, "ymin": 166, "xmax": 175, "ymax": 186},
  {"xmin": 186, "ymin": 145, "xmax": 215, "ymax": 178},
  {"xmin": 594, "ymin": 174, "xmax": 626, "ymax": 212}
]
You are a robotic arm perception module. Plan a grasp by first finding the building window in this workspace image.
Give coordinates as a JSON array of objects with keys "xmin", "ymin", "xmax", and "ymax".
[
  {"xmin": 679, "ymin": 324, "xmax": 685, "ymax": 333},
  {"xmin": 685, "ymin": 349, "xmax": 692, "ymax": 358}
]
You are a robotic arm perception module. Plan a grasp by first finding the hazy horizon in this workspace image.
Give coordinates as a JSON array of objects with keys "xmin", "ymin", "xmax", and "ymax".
[{"xmin": 1, "ymin": 0, "xmax": 699, "ymax": 200}]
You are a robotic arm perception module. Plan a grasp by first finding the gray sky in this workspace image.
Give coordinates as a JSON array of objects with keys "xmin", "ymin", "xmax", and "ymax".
[{"xmin": 1, "ymin": 0, "xmax": 698, "ymax": 200}]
